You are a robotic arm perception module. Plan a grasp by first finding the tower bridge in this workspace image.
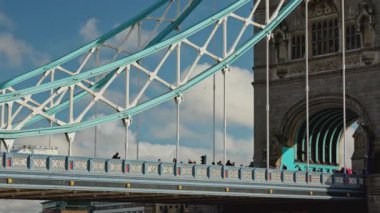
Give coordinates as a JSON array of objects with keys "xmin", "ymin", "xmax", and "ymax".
[{"xmin": 0, "ymin": 0, "xmax": 379, "ymax": 212}]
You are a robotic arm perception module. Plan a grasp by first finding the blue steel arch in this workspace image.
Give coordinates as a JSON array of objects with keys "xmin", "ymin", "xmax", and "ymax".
[
  {"xmin": 296, "ymin": 108, "xmax": 340, "ymax": 161},
  {"xmin": 0, "ymin": 0, "xmax": 304, "ymax": 139},
  {"xmin": 295, "ymin": 108, "xmax": 359, "ymax": 167},
  {"xmin": 280, "ymin": 95, "xmax": 372, "ymax": 172}
]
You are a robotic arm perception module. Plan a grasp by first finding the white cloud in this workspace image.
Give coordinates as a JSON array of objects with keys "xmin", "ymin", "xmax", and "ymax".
[
  {"xmin": 56, "ymin": 62, "xmax": 255, "ymax": 164},
  {"xmin": 13, "ymin": 113, "xmax": 252, "ymax": 165},
  {"xmin": 0, "ymin": 10, "xmax": 49, "ymax": 69},
  {"xmin": 15, "ymin": 134, "xmax": 67, "ymax": 155},
  {"xmin": 0, "ymin": 33, "xmax": 50, "ymax": 68},
  {"xmin": 80, "ymin": 18, "xmax": 100, "ymax": 41},
  {"xmin": 70, "ymin": 121, "xmax": 253, "ymax": 165},
  {"xmin": 0, "ymin": 11, "xmax": 13, "ymax": 29},
  {"xmin": 183, "ymin": 64, "xmax": 254, "ymax": 127},
  {"xmin": 146, "ymin": 63, "xmax": 254, "ymax": 144}
]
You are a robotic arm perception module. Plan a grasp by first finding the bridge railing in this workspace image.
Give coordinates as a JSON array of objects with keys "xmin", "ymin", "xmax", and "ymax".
[{"xmin": 0, "ymin": 153, "xmax": 363, "ymax": 188}]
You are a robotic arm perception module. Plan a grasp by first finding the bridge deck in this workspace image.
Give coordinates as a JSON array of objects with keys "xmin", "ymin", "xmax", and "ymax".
[{"xmin": 0, "ymin": 153, "xmax": 365, "ymax": 200}]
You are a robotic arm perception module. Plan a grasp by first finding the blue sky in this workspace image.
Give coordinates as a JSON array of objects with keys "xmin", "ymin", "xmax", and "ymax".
[
  {"xmin": 0, "ymin": 0, "xmax": 256, "ymax": 174},
  {"xmin": 0, "ymin": 0, "xmax": 255, "ymax": 159}
]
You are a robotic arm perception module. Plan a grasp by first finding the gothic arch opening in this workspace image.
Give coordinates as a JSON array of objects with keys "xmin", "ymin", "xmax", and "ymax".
[
  {"xmin": 294, "ymin": 108, "xmax": 357, "ymax": 169},
  {"xmin": 280, "ymin": 96, "xmax": 370, "ymax": 173}
]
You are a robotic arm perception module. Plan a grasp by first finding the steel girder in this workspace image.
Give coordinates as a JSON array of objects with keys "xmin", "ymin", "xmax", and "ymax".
[
  {"xmin": 0, "ymin": 0, "xmax": 303, "ymax": 150},
  {"xmin": 295, "ymin": 108, "xmax": 358, "ymax": 165}
]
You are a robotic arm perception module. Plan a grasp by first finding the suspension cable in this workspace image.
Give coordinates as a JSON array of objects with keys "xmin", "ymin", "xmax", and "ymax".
[
  {"xmin": 305, "ymin": 0, "xmax": 310, "ymax": 172},
  {"xmin": 265, "ymin": 0, "xmax": 270, "ymax": 171},
  {"xmin": 175, "ymin": 45, "xmax": 181, "ymax": 162},
  {"xmin": 175, "ymin": 0, "xmax": 181, "ymax": 163},
  {"xmin": 94, "ymin": 47, "xmax": 99, "ymax": 158},
  {"xmin": 212, "ymin": 0, "xmax": 216, "ymax": 165},
  {"xmin": 124, "ymin": 66, "xmax": 130, "ymax": 159},
  {"xmin": 136, "ymin": 22, "xmax": 142, "ymax": 161},
  {"xmin": 49, "ymin": 70, "xmax": 54, "ymax": 148},
  {"xmin": 252, "ymin": 0, "xmax": 255, "ymax": 166},
  {"xmin": 342, "ymin": 0, "xmax": 347, "ymax": 174},
  {"xmin": 124, "ymin": 122, "xmax": 129, "ymax": 159},
  {"xmin": 223, "ymin": 18, "xmax": 228, "ymax": 165}
]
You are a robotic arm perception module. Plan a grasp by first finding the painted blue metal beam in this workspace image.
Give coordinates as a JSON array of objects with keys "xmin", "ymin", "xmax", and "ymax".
[
  {"xmin": 0, "ymin": 0, "xmax": 303, "ymax": 138},
  {"xmin": 297, "ymin": 109, "xmax": 338, "ymax": 161},
  {"xmin": 22, "ymin": 0, "xmax": 202, "ymax": 128},
  {"xmin": 0, "ymin": 0, "xmax": 171, "ymax": 90},
  {"xmin": 314, "ymin": 112, "xmax": 343, "ymax": 163},
  {"xmin": 0, "ymin": 0, "xmax": 249, "ymax": 104},
  {"xmin": 309, "ymin": 110, "xmax": 341, "ymax": 162}
]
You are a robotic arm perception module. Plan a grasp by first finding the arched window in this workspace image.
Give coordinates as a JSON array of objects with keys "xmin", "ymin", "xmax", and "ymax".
[
  {"xmin": 346, "ymin": 25, "xmax": 361, "ymax": 50},
  {"xmin": 291, "ymin": 34, "xmax": 305, "ymax": 60},
  {"xmin": 312, "ymin": 18, "xmax": 339, "ymax": 56}
]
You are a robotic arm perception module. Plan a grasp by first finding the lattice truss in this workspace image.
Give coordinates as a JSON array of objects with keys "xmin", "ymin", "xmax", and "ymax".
[{"xmin": 0, "ymin": 0, "xmax": 301, "ymax": 151}]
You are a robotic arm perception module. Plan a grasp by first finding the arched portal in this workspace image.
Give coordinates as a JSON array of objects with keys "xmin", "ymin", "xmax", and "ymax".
[
  {"xmin": 280, "ymin": 96, "xmax": 371, "ymax": 173},
  {"xmin": 294, "ymin": 108, "xmax": 357, "ymax": 169}
]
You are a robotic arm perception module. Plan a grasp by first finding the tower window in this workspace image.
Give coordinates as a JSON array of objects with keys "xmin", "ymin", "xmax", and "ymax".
[
  {"xmin": 312, "ymin": 19, "xmax": 339, "ymax": 56},
  {"xmin": 346, "ymin": 25, "xmax": 361, "ymax": 50},
  {"xmin": 291, "ymin": 34, "xmax": 305, "ymax": 60}
]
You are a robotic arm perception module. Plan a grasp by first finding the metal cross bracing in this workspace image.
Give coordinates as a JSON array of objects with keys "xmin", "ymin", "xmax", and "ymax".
[
  {"xmin": 0, "ymin": 0, "xmax": 302, "ymax": 160},
  {"xmin": 0, "ymin": 0, "xmax": 201, "ymax": 152}
]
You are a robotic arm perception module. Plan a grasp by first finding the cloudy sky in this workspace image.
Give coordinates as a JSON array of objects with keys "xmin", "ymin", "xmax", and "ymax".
[
  {"xmin": 0, "ymin": 0, "xmax": 255, "ymax": 163},
  {"xmin": 0, "ymin": 1, "xmax": 255, "ymax": 212}
]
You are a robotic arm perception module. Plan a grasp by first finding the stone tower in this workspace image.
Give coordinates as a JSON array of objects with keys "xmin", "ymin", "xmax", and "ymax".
[{"xmin": 253, "ymin": 0, "xmax": 379, "ymax": 211}]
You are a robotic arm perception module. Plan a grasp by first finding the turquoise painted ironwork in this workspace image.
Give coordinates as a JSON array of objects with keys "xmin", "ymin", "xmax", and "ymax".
[
  {"xmin": 313, "ymin": 110, "xmax": 352, "ymax": 163},
  {"xmin": 329, "ymin": 115, "xmax": 357, "ymax": 164},
  {"xmin": 281, "ymin": 147, "xmax": 296, "ymax": 170},
  {"xmin": 326, "ymin": 113, "xmax": 357, "ymax": 164},
  {"xmin": 0, "ymin": 0, "xmax": 248, "ymax": 104},
  {"xmin": 321, "ymin": 112, "xmax": 356, "ymax": 163},
  {"xmin": 316, "ymin": 112, "xmax": 345, "ymax": 163},
  {"xmin": 0, "ymin": 0, "xmax": 171, "ymax": 90},
  {"xmin": 292, "ymin": 108, "xmax": 358, "ymax": 171},
  {"xmin": 147, "ymin": 0, "xmax": 202, "ymax": 47},
  {"xmin": 22, "ymin": 0, "xmax": 202, "ymax": 128},
  {"xmin": 297, "ymin": 109, "xmax": 338, "ymax": 161},
  {"xmin": 0, "ymin": 0, "xmax": 303, "ymax": 139},
  {"xmin": 309, "ymin": 110, "xmax": 340, "ymax": 162}
]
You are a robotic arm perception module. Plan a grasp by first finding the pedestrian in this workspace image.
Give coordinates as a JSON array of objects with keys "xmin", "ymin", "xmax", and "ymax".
[
  {"xmin": 112, "ymin": 152, "xmax": 120, "ymax": 159},
  {"xmin": 282, "ymin": 164, "xmax": 287, "ymax": 170},
  {"xmin": 346, "ymin": 168, "xmax": 353, "ymax": 174}
]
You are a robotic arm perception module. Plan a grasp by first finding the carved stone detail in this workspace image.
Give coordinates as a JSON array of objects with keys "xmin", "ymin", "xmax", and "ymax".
[{"xmin": 309, "ymin": 0, "xmax": 338, "ymax": 19}]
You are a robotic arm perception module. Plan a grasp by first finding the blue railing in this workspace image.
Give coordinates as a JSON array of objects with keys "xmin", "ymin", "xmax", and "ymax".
[{"xmin": 0, "ymin": 153, "xmax": 363, "ymax": 189}]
